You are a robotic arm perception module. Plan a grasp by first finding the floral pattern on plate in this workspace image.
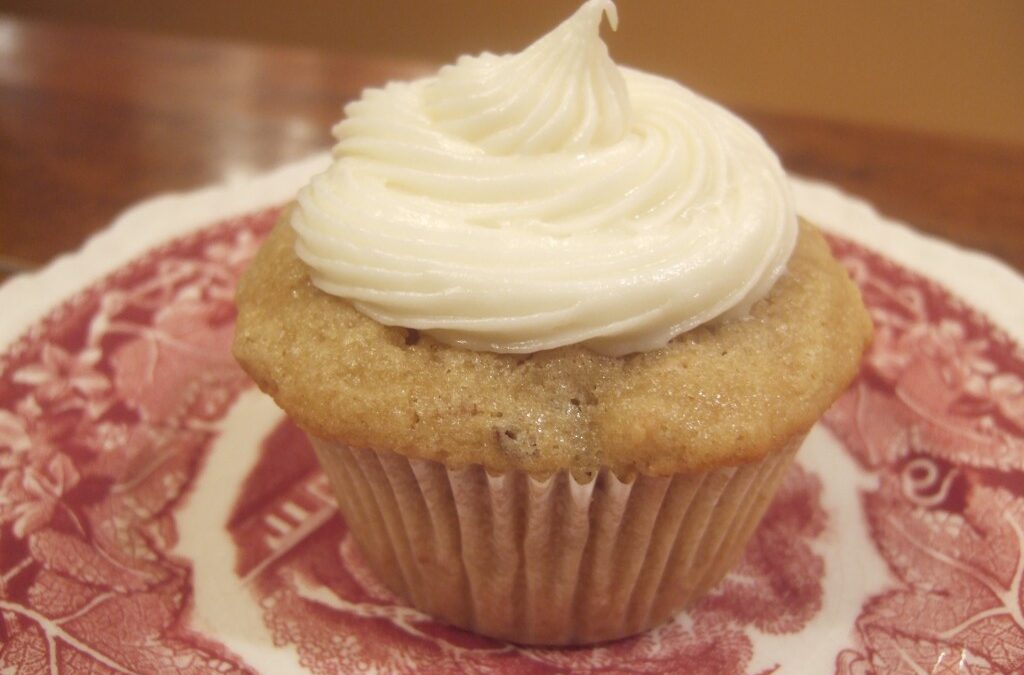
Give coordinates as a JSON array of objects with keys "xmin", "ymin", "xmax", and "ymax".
[{"xmin": 826, "ymin": 238, "xmax": 1024, "ymax": 675}]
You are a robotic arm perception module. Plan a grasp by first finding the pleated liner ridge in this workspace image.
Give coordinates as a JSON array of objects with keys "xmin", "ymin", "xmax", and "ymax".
[{"xmin": 310, "ymin": 435, "xmax": 803, "ymax": 646}]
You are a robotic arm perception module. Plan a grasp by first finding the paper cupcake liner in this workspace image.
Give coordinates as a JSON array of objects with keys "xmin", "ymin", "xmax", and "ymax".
[{"xmin": 311, "ymin": 435, "xmax": 803, "ymax": 645}]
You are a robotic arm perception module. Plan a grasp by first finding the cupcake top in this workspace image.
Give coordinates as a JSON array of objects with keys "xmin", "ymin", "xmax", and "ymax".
[
  {"xmin": 235, "ymin": 217, "xmax": 871, "ymax": 479},
  {"xmin": 291, "ymin": 0, "xmax": 797, "ymax": 356},
  {"xmin": 234, "ymin": 1, "xmax": 872, "ymax": 479}
]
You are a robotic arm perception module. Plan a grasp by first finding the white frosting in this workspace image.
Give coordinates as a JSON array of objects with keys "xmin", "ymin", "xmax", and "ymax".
[{"xmin": 292, "ymin": 0, "xmax": 797, "ymax": 356}]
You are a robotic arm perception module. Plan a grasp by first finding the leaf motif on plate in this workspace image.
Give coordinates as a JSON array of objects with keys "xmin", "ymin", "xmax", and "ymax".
[
  {"xmin": 855, "ymin": 478, "xmax": 1024, "ymax": 673},
  {"xmin": 0, "ymin": 209, "xmax": 279, "ymax": 674}
]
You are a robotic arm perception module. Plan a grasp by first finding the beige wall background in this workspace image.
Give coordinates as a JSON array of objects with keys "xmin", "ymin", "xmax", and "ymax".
[{"xmin": 3, "ymin": 0, "xmax": 1022, "ymax": 145}]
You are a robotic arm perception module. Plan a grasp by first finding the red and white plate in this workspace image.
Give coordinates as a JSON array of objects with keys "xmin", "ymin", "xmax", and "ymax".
[{"xmin": 1, "ymin": 156, "xmax": 1022, "ymax": 674}]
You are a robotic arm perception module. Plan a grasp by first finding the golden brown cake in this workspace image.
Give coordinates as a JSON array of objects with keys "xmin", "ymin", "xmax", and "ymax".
[{"xmin": 233, "ymin": 0, "xmax": 871, "ymax": 645}]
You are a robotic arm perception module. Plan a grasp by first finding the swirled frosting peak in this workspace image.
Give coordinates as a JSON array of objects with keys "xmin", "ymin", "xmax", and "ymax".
[
  {"xmin": 422, "ymin": 0, "xmax": 629, "ymax": 155},
  {"xmin": 291, "ymin": 0, "xmax": 798, "ymax": 356}
]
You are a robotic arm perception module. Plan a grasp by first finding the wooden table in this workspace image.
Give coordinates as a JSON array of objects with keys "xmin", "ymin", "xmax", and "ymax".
[{"xmin": 2, "ymin": 16, "xmax": 1022, "ymax": 285}]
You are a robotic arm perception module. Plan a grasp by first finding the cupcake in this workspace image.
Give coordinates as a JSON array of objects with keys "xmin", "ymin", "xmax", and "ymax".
[{"xmin": 233, "ymin": 0, "xmax": 871, "ymax": 646}]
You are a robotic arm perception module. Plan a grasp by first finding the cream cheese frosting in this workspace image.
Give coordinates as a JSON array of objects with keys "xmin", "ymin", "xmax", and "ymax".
[{"xmin": 291, "ymin": 0, "xmax": 798, "ymax": 356}]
